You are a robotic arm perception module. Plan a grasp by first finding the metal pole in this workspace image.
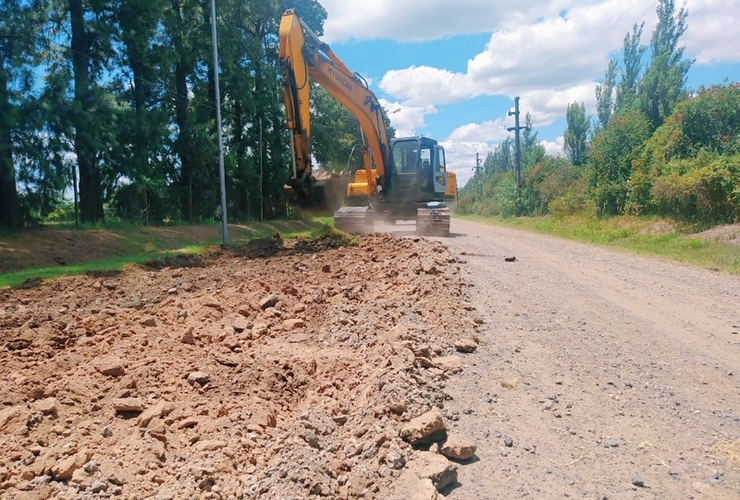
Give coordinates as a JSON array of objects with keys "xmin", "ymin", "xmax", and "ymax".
[
  {"xmin": 72, "ymin": 164, "xmax": 79, "ymax": 229},
  {"xmin": 259, "ymin": 118, "xmax": 264, "ymax": 222},
  {"xmin": 507, "ymin": 96, "xmax": 524, "ymax": 215},
  {"xmin": 513, "ymin": 97, "xmax": 521, "ymax": 189},
  {"xmin": 210, "ymin": 0, "xmax": 227, "ymax": 244}
]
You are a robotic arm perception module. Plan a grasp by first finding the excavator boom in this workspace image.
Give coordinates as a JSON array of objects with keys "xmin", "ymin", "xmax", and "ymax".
[{"xmin": 278, "ymin": 11, "xmax": 391, "ymax": 204}]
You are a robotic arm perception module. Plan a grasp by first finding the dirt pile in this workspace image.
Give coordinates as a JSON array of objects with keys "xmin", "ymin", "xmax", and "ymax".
[{"xmin": 0, "ymin": 234, "xmax": 479, "ymax": 499}]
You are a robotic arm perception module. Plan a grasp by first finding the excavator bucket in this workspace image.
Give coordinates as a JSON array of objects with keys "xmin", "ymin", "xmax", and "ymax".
[{"xmin": 288, "ymin": 173, "xmax": 350, "ymax": 215}]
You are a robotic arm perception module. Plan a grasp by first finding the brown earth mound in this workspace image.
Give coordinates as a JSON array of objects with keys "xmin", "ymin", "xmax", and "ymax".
[
  {"xmin": 0, "ymin": 234, "xmax": 477, "ymax": 498},
  {"xmin": 692, "ymin": 223, "xmax": 740, "ymax": 246}
]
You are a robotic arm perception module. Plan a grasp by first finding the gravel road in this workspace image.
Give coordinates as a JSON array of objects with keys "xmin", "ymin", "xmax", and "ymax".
[{"xmin": 436, "ymin": 218, "xmax": 739, "ymax": 499}]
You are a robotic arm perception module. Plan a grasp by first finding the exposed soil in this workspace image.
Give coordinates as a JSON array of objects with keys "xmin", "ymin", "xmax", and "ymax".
[
  {"xmin": 693, "ymin": 223, "xmax": 740, "ymax": 246},
  {"xmin": 0, "ymin": 233, "xmax": 478, "ymax": 499},
  {"xmin": 1, "ymin": 219, "xmax": 739, "ymax": 499},
  {"xmin": 0, "ymin": 221, "xmax": 316, "ymax": 273}
]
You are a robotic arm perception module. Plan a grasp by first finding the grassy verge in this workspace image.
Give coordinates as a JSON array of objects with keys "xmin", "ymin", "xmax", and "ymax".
[
  {"xmin": 0, "ymin": 221, "xmax": 322, "ymax": 289},
  {"xmin": 457, "ymin": 214, "xmax": 740, "ymax": 275}
]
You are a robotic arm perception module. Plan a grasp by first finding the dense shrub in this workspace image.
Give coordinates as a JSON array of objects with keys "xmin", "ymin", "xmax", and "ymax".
[
  {"xmin": 627, "ymin": 83, "xmax": 740, "ymax": 221},
  {"xmin": 650, "ymin": 153, "xmax": 740, "ymax": 222},
  {"xmin": 588, "ymin": 109, "xmax": 652, "ymax": 215}
]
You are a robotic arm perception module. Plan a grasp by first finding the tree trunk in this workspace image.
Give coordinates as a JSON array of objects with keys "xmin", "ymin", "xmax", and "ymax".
[
  {"xmin": 69, "ymin": 0, "xmax": 104, "ymax": 223},
  {"xmin": 175, "ymin": 60, "xmax": 193, "ymax": 222},
  {"xmin": 233, "ymin": 97, "xmax": 250, "ymax": 218},
  {"xmin": 171, "ymin": 0, "xmax": 194, "ymax": 222},
  {"xmin": 0, "ymin": 66, "xmax": 21, "ymax": 229}
]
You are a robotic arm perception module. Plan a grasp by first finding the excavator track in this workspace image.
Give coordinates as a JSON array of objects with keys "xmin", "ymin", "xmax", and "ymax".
[
  {"xmin": 416, "ymin": 206, "xmax": 450, "ymax": 237},
  {"xmin": 334, "ymin": 206, "xmax": 371, "ymax": 234}
]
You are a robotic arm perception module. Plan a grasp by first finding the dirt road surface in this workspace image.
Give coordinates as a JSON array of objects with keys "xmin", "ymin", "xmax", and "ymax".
[
  {"xmin": 434, "ymin": 219, "xmax": 740, "ymax": 499},
  {"xmin": 1, "ymin": 219, "xmax": 738, "ymax": 499}
]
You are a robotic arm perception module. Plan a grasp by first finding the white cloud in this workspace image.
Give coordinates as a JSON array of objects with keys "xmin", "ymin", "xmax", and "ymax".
[
  {"xmin": 441, "ymin": 140, "xmax": 489, "ymax": 188},
  {"xmin": 320, "ymin": 0, "xmax": 566, "ymax": 43},
  {"xmin": 447, "ymin": 119, "xmax": 509, "ymax": 143},
  {"xmin": 542, "ymin": 137, "xmax": 566, "ymax": 157},
  {"xmin": 370, "ymin": 1, "xmax": 663, "ymax": 132},
  {"xmin": 379, "ymin": 66, "xmax": 473, "ymax": 105},
  {"xmin": 379, "ymin": 99, "xmax": 438, "ymax": 137},
  {"xmin": 317, "ymin": 0, "xmax": 740, "ymax": 169},
  {"xmin": 683, "ymin": 0, "xmax": 740, "ymax": 64}
]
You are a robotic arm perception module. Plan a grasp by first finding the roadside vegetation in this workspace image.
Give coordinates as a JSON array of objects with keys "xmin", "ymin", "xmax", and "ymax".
[
  {"xmin": 0, "ymin": 220, "xmax": 326, "ymax": 289},
  {"xmin": 459, "ymin": 214, "xmax": 739, "ymax": 275},
  {"xmin": 457, "ymin": 1, "xmax": 738, "ymax": 273}
]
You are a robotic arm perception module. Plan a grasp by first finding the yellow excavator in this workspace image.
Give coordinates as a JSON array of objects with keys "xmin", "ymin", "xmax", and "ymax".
[{"xmin": 278, "ymin": 9, "xmax": 456, "ymax": 236}]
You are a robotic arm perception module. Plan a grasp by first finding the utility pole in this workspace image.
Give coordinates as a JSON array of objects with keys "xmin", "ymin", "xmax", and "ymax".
[
  {"xmin": 474, "ymin": 153, "xmax": 482, "ymax": 175},
  {"xmin": 507, "ymin": 96, "xmax": 531, "ymax": 215},
  {"xmin": 474, "ymin": 153, "xmax": 483, "ymax": 196},
  {"xmin": 210, "ymin": 0, "xmax": 227, "ymax": 245},
  {"xmin": 507, "ymin": 97, "xmax": 525, "ymax": 190}
]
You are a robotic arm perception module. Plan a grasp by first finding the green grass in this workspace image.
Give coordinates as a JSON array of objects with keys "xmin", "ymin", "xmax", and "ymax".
[
  {"xmin": 0, "ymin": 249, "xmax": 208, "ymax": 289},
  {"xmin": 457, "ymin": 214, "xmax": 740, "ymax": 275},
  {"xmin": 0, "ymin": 220, "xmax": 322, "ymax": 289}
]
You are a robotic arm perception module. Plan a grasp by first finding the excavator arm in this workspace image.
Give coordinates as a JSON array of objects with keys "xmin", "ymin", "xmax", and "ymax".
[{"xmin": 278, "ymin": 10, "xmax": 393, "ymax": 205}]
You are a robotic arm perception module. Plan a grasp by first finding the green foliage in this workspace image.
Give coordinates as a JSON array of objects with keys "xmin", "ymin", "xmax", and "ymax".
[
  {"xmin": 459, "ymin": 117, "xmax": 545, "ymax": 218},
  {"xmin": 616, "ymin": 23, "xmax": 646, "ymax": 112},
  {"xmin": 674, "ymin": 83, "xmax": 740, "ymax": 157},
  {"xmin": 650, "ymin": 153, "xmax": 740, "ymax": 222},
  {"xmin": 638, "ymin": 0, "xmax": 693, "ymax": 129},
  {"xmin": 310, "ymin": 84, "xmax": 365, "ymax": 172},
  {"xmin": 484, "ymin": 138, "xmax": 512, "ymax": 174},
  {"xmin": 627, "ymin": 83, "xmax": 740, "ymax": 221},
  {"xmin": 548, "ymin": 177, "xmax": 595, "ymax": 217},
  {"xmin": 595, "ymin": 59, "xmax": 617, "ymax": 128},
  {"xmin": 563, "ymin": 102, "xmax": 590, "ymax": 166},
  {"xmin": 2, "ymin": 0, "xmax": 338, "ymax": 228},
  {"xmin": 588, "ymin": 109, "xmax": 651, "ymax": 215},
  {"xmin": 521, "ymin": 156, "xmax": 590, "ymax": 216}
]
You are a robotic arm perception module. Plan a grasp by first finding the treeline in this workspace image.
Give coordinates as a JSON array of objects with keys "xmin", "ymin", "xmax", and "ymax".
[
  {"xmin": 459, "ymin": 0, "xmax": 739, "ymax": 225},
  {"xmin": 0, "ymin": 0, "xmax": 366, "ymax": 229}
]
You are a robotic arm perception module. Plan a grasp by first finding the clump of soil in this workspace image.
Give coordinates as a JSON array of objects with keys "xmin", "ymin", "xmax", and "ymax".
[
  {"xmin": 692, "ymin": 223, "xmax": 740, "ymax": 246},
  {"xmin": 0, "ymin": 234, "xmax": 476, "ymax": 499}
]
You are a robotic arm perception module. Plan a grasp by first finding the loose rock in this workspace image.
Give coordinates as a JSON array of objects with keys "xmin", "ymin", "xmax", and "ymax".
[
  {"xmin": 94, "ymin": 356, "xmax": 126, "ymax": 377},
  {"xmin": 439, "ymin": 433, "xmax": 477, "ymax": 460},
  {"xmin": 406, "ymin": 451, "xmax": 458, "ymax": 491},
  {"xmin": 454, "ymin": 338, "xmax": 477, "ymax": 353},
  {"xmin": 400, "ymin": 408, "xmax": 447, "ymax": 445},
  {"xmin": 187, "ymin": 371, "xmax": 210, "ymax": 386}
]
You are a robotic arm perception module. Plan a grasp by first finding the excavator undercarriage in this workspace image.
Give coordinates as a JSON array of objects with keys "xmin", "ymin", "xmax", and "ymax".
[{"xmin": 333, "ymin": 204, "xmax": 451, "ymax": 237}]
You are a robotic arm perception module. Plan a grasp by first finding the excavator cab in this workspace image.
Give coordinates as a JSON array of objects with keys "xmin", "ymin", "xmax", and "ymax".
[{"xmin": 389, "ymin": 137, "xmax": 446, "ymax": 201}]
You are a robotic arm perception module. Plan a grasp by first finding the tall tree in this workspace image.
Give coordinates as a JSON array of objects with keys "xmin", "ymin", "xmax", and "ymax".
[
  {"xmin": 0, "ymin": 0, "xmax": 32, "ymax": 229},
  {"xmin": 563, "ymin": 102, "xmax": 590, "ymax": 166},
  {"xmin": 111, "ymin": 0, "xmax": 169, "ymax": 223},
  {"xmin": 639, "ymin": 0, "xmax": 693, "ymax": 129},
  {"xmin": 595, "ymin": 58, "xmax": 617, "ymax": 129},
  {"xmin": 484, "ymin": 138, "xmax": 512, "ymax": 174},
  {"xmin": 162, "ymin": 0, "xmax": 203, "ymax": 221},
  {"xmin": 68, "ymin": 0, "xmax": 107, "ymax": 223},
  {"xmin": 616, "ymin": 22, "xmax": 646, "ymax": 112},
  {"xmin": 521, "ymin": 113, "xmax": 544, "ymax": 170}
]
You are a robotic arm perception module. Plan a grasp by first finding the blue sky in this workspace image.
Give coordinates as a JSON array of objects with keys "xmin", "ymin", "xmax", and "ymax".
[{"xmin": 316, "ymin": 0, "xmax": 740, "ymax": 186}]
